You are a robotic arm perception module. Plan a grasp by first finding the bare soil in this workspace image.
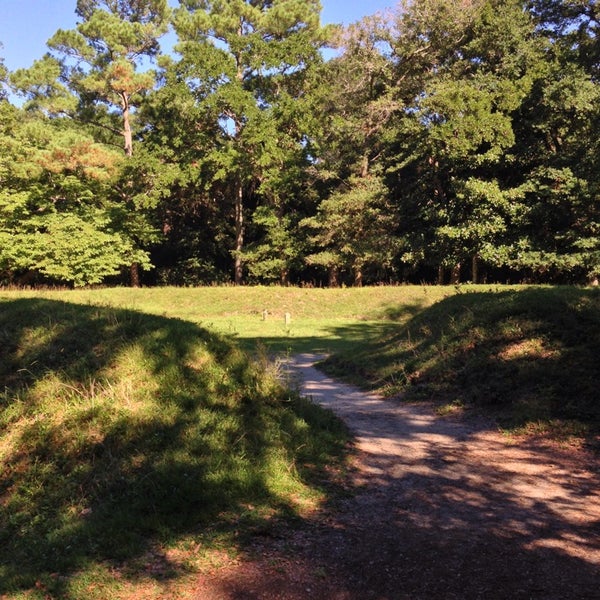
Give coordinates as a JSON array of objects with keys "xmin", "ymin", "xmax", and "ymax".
[{"xmin": 189, "ymin": 354, "xmax": 600, "ymax": 599}]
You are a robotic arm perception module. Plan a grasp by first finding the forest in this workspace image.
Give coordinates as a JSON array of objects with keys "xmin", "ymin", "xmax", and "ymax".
[{"xmin": 0, "ymin": 0, "xmax": 598, "ymax": 288}]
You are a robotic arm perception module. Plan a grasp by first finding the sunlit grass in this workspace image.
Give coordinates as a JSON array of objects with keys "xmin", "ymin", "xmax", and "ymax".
[
  {"xmin": 0, "ymin": 284, "xmax": 470, "ymax": 355},
  {"xmin": 0, "ymin": 298, "xmax": 349, "ymax": 598}
]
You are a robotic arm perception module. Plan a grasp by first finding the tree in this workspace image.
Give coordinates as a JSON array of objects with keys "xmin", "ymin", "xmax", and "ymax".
[
  {"xmin": 11, "ymin": 0, "xmax": 171, "ymax": 286},
  {"xmin": 506, "ymin": 57, "xmax": 600, "ymax": 282},
  {"xmin": 47, "ymin": 0, "xmax": 171, "ymax": 156},
  {"xmin": 302, "ymin": 175, "xmax": 399, "ymax": 286},
  {"xmin": 389, "ymin": 0, "xmax": 546, "ymax": 282},
  {"xmin": 132, "ymin": 65, "xmax": 235, "ymax": 284},
  {"xmin": 299, "ymin": 15, "xmax": 402, "ymax": 285},
  {"xmin": 315, "ymin": 15, "xmax": 398, "ymax": 180},
  {"xmin": 173, "ymin": 0, "xmax": 327, "ymax": 284},
  {"xmin": 243, "ymin": 206, "xmax": 303, "ymax": 284},
  {"xmin": 529, "ymin": 0, "xmax": 600, "ymax": 282},
  {"xmin": 528, "ymin": 0, "xmax": 600, "ymax": 77},
  {"xmin": 0, "ymin": 45, "xmax": 8, "ymax": 101},
  {"xmin": 0, "ymin": 102, "xmax": 148, "ymax": 286}
]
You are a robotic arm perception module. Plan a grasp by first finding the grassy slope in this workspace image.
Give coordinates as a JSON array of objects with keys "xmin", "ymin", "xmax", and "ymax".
[
  {"xmin": 2, "ymin": 284, "xmax": 599, "ymax": 596},
  {"xmin": 323, "ymin": 286, "xmax": 600, "ymax": 444},
  {"xmin": 0, "ymin": 298, "xmax": 348, "ymax": 597}
]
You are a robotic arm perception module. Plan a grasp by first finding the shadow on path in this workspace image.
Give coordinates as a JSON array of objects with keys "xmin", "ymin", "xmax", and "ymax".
[{"xmin": 204, "ymin": 354, "xmax": 600, "ymax": 599}]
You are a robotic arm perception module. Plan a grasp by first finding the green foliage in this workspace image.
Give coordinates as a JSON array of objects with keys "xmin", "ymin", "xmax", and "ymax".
[
  {"xmin": 243, "ymin": 206, "xmax": 303, "ymax": 284},
  {"xmin": 302, "ymin": 175, "xmax": 400, "ymax": 285},
  {"xmin": 8, "ymin": 1, "xmax": 172, "ymax": 286},
  {"xmin": 173, "ymin": 0, "xmax": 327, "ymax": 283},
  {"xmin": 501, "ymin": 166, "xmax": 600, "ymax": 280},
  {"xmin": 50, "ymin": 0, "xmax": 170, "ymax": 101},
  {"xmin": 0, "ymin": 103, "xmax": 150, "ymax": 286},
  {"xmin": 388, "ymin": 0, "xmax": 548, "ymax": 279},
  {"xmin": 504, "ymin": 49, "xmax": 600, "ymax": 280},
  {"xmin": 419, "ymin": 77, "xmax": 517, "ymax": 164},
  {"xmin": 10, "ymin": 55, "xmax": 79, "ymax": 115},
  {"xmin": 3, "ymin": 0, "xmax": 600, "ymax": 286},
  {"xmin": 0, "ymin": 46, "xmax": 8, "ymax": 101},
  {"xmin": 1, "ymin": 213, "xmax": 149, "ymax": 286},
  {"xmin": 528, "ymin": 0, "xmax": 600, "ymax": 77}
]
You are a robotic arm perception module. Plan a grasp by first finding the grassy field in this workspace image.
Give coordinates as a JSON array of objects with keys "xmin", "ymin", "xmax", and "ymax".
[
  {"xmin": 1, "ymin": 285, "xmax": 455, "ymax": 355},
  {"xmin": 0, "ymin": 294, "xmax": 350, "ymax": 599},
  {"xmin": 0, "ymin": 284, "xmax": 598, "ymax": 598}
]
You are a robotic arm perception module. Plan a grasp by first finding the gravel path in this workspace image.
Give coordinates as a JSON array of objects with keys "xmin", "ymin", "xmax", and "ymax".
[{"xmin": 192, "ymin": 354, "xmax": 600, "ymax": 599}]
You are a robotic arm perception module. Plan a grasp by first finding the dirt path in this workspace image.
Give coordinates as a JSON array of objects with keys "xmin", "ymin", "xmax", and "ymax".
[{"xmin": 192, "ymin": 354, "xmax": 600, "ymax": 599}]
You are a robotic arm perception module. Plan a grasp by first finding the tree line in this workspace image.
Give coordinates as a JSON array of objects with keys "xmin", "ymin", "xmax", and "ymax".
[{"xmin": 0, "ymin": 0, "xmax": 598, "ymax": 287}]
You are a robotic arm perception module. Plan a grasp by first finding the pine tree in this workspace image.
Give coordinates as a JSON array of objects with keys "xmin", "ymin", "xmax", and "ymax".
[
  {"xmin": 11, "ymin": 0, "xmax": 171, "ymax": 286},
  {"xmin": 173, "ymin": 0, "xmax": 326, "ymax": 284}
]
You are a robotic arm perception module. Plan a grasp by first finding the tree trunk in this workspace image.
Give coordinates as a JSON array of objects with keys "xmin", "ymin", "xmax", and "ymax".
[
  {"xmin": 122, "ymin": 93, "xmax": 133, "ymax": 158},
  {"xmin": 130, "ymin": 262, "xmax": 140, "ymax": 288},
  {"xmin": 354, "ymin": 266, "xmax": 363, "ymax": 287},
  {"xmin": 328, "ymin": 265, "xmax": 340, "ymax": 288},
  {"xmin": 232, "ymin": 50, "xmax": 245, "ymax": 286},
  {"xmin": 437, "ymin": 265, "xmax": 445, "ymax": 285},
  {"xmin": 360, "ymin": 154, "xmax": 369, "ymax": 178},
  {"xmin": 234, "ymin": 183, "xmax": 244, "ymax": 285},
  {"xmin": 450, "ymin": 263, "xmax": 461, "ymax": 284},
  {"xmin": 472, "ymin": 255, "xmax": 479, "ymax": 284},
  {"xmin": 121, "ymin": 92, "xmax": 137, "ymax": 286}
]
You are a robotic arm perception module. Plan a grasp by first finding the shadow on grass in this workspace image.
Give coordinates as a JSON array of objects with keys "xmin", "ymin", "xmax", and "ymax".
[
  {"xmin": 321, "ymin": 286, "xmax": 600, "ymax": 442},
  {"xmin": 376, "ymin": 298, "xmax": 429, "ymax": 323},
  {"xmin": 0, "ymin": 298, "xmax": 349, "ymax": 597}
]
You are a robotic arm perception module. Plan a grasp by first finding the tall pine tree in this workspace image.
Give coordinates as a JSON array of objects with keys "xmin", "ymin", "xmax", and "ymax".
[
  {"xmin": 12, "ymin": 0, "xmax": 171, "ymax": 286},
  {"xmin": 173, "ymin": 0, "xmax": 326, "ymax": 284}
]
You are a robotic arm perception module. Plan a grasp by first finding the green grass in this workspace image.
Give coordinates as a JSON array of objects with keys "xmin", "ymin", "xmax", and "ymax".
[
  {"xmin": 1, "ymin": 284, "xmax": 598, "ymax": 597},
  {"xmin": 2, "ymin": 285, "xmax": 451, "ymax": 355},
  {"xmin": 322, "ymin": 286, "xmax": 600, "ymax": 447},
  {"xmin": 0, "ymin": 297, "xmax": 349, "ymax": 598}
]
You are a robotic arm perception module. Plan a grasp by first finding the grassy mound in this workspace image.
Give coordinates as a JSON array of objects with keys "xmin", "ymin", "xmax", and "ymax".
[
  {"xmin": 0, "ymin": 299, "xmax": 348, "ymax": 596},
  {"xmin": 323, "ymin": 287, "xmax": 600, "ymax": 441}
]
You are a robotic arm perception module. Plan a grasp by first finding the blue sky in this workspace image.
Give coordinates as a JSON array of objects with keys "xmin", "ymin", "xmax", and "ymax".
[{"xmin": 0, "ymin": 0, "xmax": 396, "ymax": 72}]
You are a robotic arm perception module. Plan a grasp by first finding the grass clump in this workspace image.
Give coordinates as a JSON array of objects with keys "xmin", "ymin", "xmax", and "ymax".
[
  {"xmin": 322, "ymin": 287, "xmax": 600, "ymax": 444},
  {"xmin": 0, "ymin": 298, "xmax": 349, "ymax": 597}
]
